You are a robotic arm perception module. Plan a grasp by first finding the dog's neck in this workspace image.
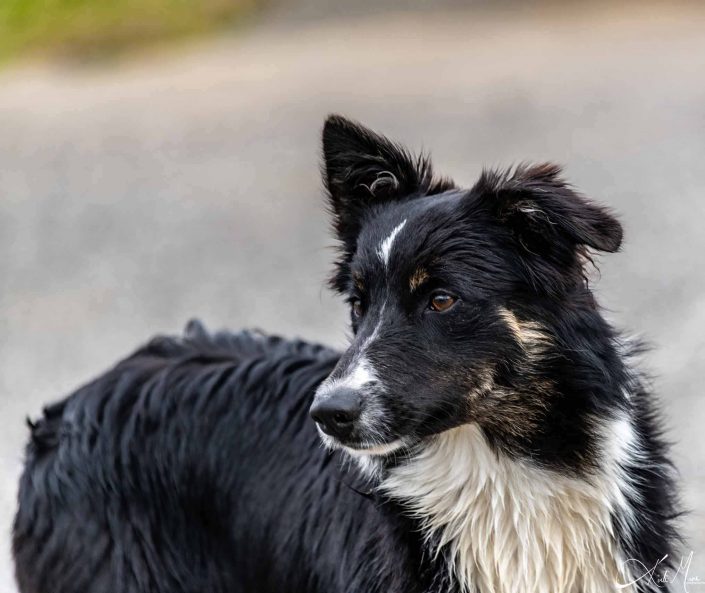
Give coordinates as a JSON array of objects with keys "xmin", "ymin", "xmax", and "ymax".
[{"xmin": 379, "ymin": 421, "xmax": 638, "ymax": 593}]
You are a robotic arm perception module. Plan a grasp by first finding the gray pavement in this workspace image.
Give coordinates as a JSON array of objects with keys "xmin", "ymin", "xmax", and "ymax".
[{"xmin": 1, "ymin": 4, "xmax": 704, "ymax": 591}]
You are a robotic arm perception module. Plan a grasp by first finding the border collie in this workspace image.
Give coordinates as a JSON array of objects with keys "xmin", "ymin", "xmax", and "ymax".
[{"xmin": 14, "ymin": 116, "xmax": 679, "ymax": 593}]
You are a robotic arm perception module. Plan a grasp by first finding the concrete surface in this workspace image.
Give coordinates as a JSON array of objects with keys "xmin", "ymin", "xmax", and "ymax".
[{"xmin": 1, "ymin": 4, "xmax": 704, "ymax": 591}]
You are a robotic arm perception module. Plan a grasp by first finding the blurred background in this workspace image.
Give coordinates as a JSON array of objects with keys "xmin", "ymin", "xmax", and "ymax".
[{"xmin": 1, "ymin": 0, "xmax": 704, "ymax": 590}]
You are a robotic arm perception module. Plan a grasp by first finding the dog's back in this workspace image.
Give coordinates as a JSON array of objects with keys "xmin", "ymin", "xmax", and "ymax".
[{"xmin": 14, "ymin": 323, "xmax": 428, "ymax": 593}]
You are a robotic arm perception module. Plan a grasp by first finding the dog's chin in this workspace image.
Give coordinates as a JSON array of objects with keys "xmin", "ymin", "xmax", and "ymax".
[{"xmin": 316, "ymin": 426, "xmax": 406, "ymax": 457}]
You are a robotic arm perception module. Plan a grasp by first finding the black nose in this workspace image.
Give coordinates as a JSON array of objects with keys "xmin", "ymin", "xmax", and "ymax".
[{"xmin": 310, "ymin": 387, "xmax": 361, "ymax": 440}]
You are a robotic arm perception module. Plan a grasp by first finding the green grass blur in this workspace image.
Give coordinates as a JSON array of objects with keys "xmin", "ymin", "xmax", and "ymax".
[{"xmin": 0, "ymin": 0, "xmax": 260, "ymax": 65}]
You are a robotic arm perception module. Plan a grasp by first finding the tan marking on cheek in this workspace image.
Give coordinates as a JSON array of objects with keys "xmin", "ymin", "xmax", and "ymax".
[
  {"xmin": 497, "ymin": 306, "xmax": 551, "ymax": 354},
  {"xmin": 352, "ymin": 272, "xmax": 364, "ymax": 292},
  {"xmin": 473, "ymin": 307, "xmax": 555, "ymax": 443},
  {"xmin": 409, "ymin": 267, "xmax": 429, "ymax": 292},
  {"xmin": 467, "ymin": 369, "xmax": 495, "ymax": 402}
]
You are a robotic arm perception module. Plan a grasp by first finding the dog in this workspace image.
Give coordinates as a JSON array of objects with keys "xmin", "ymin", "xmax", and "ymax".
[{"xmin": 13, "ymin": 115, "xmax": 679, "ymax": 593}]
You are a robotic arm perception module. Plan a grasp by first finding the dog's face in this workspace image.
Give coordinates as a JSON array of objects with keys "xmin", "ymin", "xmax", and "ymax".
[{"xmin": 310, "ymin": 116, "xmax": 623, "ymax": 463}]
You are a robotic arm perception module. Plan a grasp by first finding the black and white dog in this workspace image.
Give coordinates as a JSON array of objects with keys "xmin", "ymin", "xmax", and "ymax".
[{"xmin": 14, "ymin": 116, "xmax": 679, "ymax": 593}]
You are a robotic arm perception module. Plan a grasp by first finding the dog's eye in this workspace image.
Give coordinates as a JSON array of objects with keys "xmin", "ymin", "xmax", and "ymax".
[
  {"xmin": 351, "ymin": 298, "xmax": 364, "ymax": 319},
  {"xmin": 429, "ymin": 292, "xmax": 457, "ymax": 313}
]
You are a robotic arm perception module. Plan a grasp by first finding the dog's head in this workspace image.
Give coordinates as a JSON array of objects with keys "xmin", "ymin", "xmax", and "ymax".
[{"xmin": 310, "ymin": 115, "xmax": 623, "ymax": 466}]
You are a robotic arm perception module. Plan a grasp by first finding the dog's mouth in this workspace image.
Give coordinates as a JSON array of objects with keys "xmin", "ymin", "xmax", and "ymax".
[
  {"xmin": 343, "ymin": 439, "xmax": 407, "ymax": 457},
  {"xmin": 316, "ymin": 426, "xmax": 407, "ymax": 457}
]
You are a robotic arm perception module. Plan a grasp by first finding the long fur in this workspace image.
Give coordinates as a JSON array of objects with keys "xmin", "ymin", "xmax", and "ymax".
[
  {"xmin": 13, "ymin": 116, "xmax": 680, "ymax": 593},
  {"xmin": 13, "ymin": 325, "xmax": 445, "ymax": 593}
]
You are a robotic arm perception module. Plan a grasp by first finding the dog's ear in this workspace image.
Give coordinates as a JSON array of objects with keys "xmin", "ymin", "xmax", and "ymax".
[
  {"xmin": 472, "ymin": 163, "xmax": 622, "ymax": 294},
  {"xmin": 322, "ymin": 115, "xmax": 454, "ymax": 244}
]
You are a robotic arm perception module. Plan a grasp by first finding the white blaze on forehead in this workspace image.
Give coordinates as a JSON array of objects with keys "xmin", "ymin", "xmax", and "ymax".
[{"xmin": 377, "ymin": 219, "xmax": 407, "ymax": 267}]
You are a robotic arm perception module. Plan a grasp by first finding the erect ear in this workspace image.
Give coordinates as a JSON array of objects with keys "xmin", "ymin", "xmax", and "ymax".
[
  {"xmin": 322, "ymin": 115, "xmax": 454, "ymax": 244},
  {"xmin": 472, "ymin": 163, "xmax": 623, "ymax": 293}
]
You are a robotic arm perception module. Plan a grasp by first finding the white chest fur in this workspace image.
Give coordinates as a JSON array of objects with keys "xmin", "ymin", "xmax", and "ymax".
[{"xmin": 379, "ymin": 423, "xmax": 636, "ymax": 593}]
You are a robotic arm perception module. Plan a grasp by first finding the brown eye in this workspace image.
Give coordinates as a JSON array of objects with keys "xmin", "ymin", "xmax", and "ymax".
[
  {"xmin": 429, "ymin": 293, "xmax": 457, "ymax": 313},
  {"xmin": 351, "ymin": 298, "xmax": 364, "ymax": 319}
]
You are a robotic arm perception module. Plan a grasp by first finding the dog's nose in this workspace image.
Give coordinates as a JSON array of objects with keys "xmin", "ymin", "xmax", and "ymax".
[{"xmin": 309, "ymin": 388, "xmax": 361, "ymax": 440}]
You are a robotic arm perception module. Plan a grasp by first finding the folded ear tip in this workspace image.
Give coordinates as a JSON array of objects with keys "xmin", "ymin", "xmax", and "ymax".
[
  {"xmin": 580, "ymin": 204, "xmax": 623, "ymax": 252},
  {"xmin": 599, "ymin": 218, "xmax": 624, "ymax": 252}
]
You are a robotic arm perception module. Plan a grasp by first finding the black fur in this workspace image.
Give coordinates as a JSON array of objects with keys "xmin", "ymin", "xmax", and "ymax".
[
  {"xmin": 13, "ymin": 325, "xmax": 451, "ymax": 593},
  {"xmin": 14, "ymin": 116, "xmax": 679, "ymax": 593}
]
